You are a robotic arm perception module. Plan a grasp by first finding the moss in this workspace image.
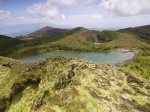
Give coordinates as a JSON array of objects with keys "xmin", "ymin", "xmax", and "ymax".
[
  {"xmin": 109, "ymin": 90, "xmax": 118, "ymax": 101},
  {"xmin": 0, "ymin": 56, "xmax": 149, "ymax": 112}
]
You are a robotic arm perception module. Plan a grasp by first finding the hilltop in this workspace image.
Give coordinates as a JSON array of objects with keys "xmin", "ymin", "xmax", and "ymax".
[
  {"xmin": 51, "ymin": 27, "xmax": 97, "ymax": 50},
  {"xmin": 18, "ymin": 26, "xmax": 69, "ymax": 40},
  {"xmin": 0, "ymin": 56, "xmax": 149, "ymax": 112},
  {"xmin": 118, "ymin": 25, "xmax": 150, "ymax": 42}
]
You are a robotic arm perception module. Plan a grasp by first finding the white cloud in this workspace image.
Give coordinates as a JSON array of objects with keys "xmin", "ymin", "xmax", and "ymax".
[
  {"xmin": 27, "ymin": 0, "xmax": 95, "ymax": 20},
  {"xmin": 98, "ymin": 0, "xmax": 150, "ymax": 17},
  {"xmin": 44, "ymin": 0, "xmax": 82, "ymax": 6},
  {"xmin": 92, "ymin": 13, "xmax": 104, "ymax": 19},
  {"xmin": 28, "ymin": 6, "xmax": 65, "ymax": 19},
  {"xmin": 27, "ymin": 0, "xmax": 85, "ymax": 19},
  {"xmin": 0, "ymin": 10, "xmax": 10, "ymax": 19}
]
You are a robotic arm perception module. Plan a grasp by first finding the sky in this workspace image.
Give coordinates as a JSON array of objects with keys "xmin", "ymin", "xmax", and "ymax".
[{"xmin": 0, "ymin": 0, "xmax": 150, "ymax": 29}]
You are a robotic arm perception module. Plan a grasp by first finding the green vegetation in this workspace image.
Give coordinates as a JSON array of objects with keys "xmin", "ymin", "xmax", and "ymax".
[
  {"xmin": 86, "ymin": 36, "xmax": 95, "ymax": 43},
  {"xmin": 0, "ymin": 26, "xmax": 150, "ymax": 82},
  {"xmin": 0, "ymin": 25, "xmax": 150, "ymax": 112},
  {"xmin": 0, "ymin": 27, "xmax": 97, "ymax": 58},
  {"xmin": 117, "ymin": 25, "xmax": 150, "ymax": 79},
  {"xmin": 118, "ymin": 25, "xmax": 150, "ymax": 43},
  {"xmin": 97, "ymin": 30, "xmax": 119, "ymax": 42},
  {"xmin": 122, "ymin": 50, "xmax": 150, "ymax": 79},
  {"xmin": 0, "ymin": 56, "xmax": 149, "ymax": 112},
  {"xmin": 140, "ymin": 32, "xmax": 150, "ymax": 40},
  {"xmin": 0, "ymin": 35, "xmax": 23, "ymax": 52},
  {"xmin": 0, "ymin": 28, "xmax": 142, "ymax": 58},
  {"xmin": 0, "ymin": 28, "xmax": 84, "ymax": 58},
  {"xmin": 18, "ymin": 26, "xmax": 69, "ymax": 40}
]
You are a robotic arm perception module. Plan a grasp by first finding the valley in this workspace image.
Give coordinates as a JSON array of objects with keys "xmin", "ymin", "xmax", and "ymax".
[{"xmin": 0, "ymin": 25, "xmax": 150, "ymax": 112}]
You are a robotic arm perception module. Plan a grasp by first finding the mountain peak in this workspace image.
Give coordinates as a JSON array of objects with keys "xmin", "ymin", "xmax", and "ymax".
[
  {"xmin": 19, "ymin": 26, "xmax": 69, "ymax": 40},
  {"xmin": 41, "ymin": 26, "xmax": 55, "ymax": 29}
]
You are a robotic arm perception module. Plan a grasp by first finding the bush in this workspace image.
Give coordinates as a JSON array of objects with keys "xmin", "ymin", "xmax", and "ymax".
[{"xmin": 97, "ymin": 30, "xmax": 119, "ymax": 42}]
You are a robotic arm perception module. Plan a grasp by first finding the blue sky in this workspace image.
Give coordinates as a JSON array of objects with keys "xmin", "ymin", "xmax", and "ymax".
[
  {"xmin": 0, "ymin": 0, "xmax": 45, "ymax": 13},
  {"xmin": 0, "ymin": 0, "xmax": 150, "ymax": 29}
]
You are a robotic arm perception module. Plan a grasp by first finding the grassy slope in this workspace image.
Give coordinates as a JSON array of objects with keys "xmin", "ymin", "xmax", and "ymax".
[
  {"xmin": 0, "ymin": 32, "xmax": 71, "ymax": 58},
  {"xmin": 121, "ymin": 50, "xmax": 150, "ymax": 79},
  {"xmin": 0, "ymin": 27, "xmax": 149, "ymax": 80},
  {"xmin": 106, "ymin": 33, "xmax": 139, "ymax": 49},
  {"xmin": 51, "ymin": 27, "xmax": 97, "ymax": 50},
  {"xmin": 118, "ymin": 25, "xmax": 150, "ymax": 42},
  {"xmin": 0, "ymin": 28, "xmax": 143, "ymax": 58},
  {"xmin": 97, "ymin": 30, "xmax": 119, "ymax": 42},
  {"xmin": 19, "ymin": 26, "xmax": 69, "ymax": 40},
  {"xmin": 117, "ymin": 25, "xmax": 150, "ymax": 80},
  {"xmin": 0, "ymin": 35, "xmax": 23, "ymax": 52},
  {"xmin": 0, "ymin": 56, "xmax": 150, "ymax": 112}
]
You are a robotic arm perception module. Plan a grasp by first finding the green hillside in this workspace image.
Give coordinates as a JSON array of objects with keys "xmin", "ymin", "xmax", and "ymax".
[
  {"xmin": 18, "ymin": 26, "xmax": 69, "ymax": 40},
  {"xmin": 0, "ymin": 35, "xmax": 23, "ymax": 52},
  {"xmin": 51, "ymin": 27, "xmax": 97, "ymax": 50},
  {"xmin": 121, "ymin": 50, "xmax": 150, "ymax": 79},
  {"xmin": 0, "ymin": 27, "xmax": 97, "ymax": 58},
  {"xmin": 0, "ymin": 56, "xmax": 149, "ymax": 112},
  {"xmin": 117, "ymin": 25, "xmax": 150, "ymax": 79},
  {"xmin": 0, "ymin": 25, "xmax": 150, "ymax": 112},
  {"xmin": 0, "ymin": 27, "xmax": 148, "ymax": 58},
  {"xmin": 118, "ymin": 25, "xmax": 150, "ymax": 43},
  {"xmin": 97, "ymin": 30, "xmax": 119, "ymax": 42}
]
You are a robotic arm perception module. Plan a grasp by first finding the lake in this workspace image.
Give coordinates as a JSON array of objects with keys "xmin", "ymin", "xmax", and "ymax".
[{"xmin": 20, "ymin": 49, "xmax": 134, "ymax": 65}]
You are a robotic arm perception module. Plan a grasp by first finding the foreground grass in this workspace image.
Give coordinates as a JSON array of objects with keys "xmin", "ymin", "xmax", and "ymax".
[
  {"xmin": 0, "ymin": 56, "xmax": 150, "ymax": 112},
  {"xmin": 122, "ymin": 50, "xmax": 150, "ymax": 79}
]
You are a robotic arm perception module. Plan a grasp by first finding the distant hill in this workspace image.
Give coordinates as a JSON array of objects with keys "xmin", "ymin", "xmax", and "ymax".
[
  {"xmin": 51, "ymin": 27, "xmax": 98, "ymax": 50},
  {"xmin": 52, "ymin": 28, "xmax": 141, "ymax": 51},
  {"xmin": 0, "ymin": 35, "xmax": 23, "ymax": 52},
  {"xmin": 19, "ymin": 26, "xmax": 70, "ymax": 40},
  {"xmin": 0, "ymin": 27, "xmax": 144, "ymax": 58},
  {"xmin": 118, "ymin": 25, "xmax": 150, "ymax": 41},
  {"xmin": 0, "ymin": 23, "xmax": 62, "ymax": 37}
]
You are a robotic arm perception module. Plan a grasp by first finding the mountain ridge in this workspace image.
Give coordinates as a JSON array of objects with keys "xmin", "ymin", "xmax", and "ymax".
[
  {"xmin": 19, "ymin": 26, "xmax": 70, "ymax": 40},
  {"xmin": 118, "ymin": 25, "xmax": 150, "ymax": 41},
  {"xmin": 0, "ymin": 26, "xmax": 147, "ymax": 58}
]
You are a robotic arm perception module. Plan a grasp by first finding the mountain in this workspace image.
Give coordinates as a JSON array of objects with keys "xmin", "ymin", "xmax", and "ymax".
[
  {"xmin": 51, "ymin": 27, "xmax": 97, "ymax": 50},
  {"xmin": 0, "ymin": 23, "xmax": 65, "ymax": 37},
  {"xmin": 19, "ymin": 26, "xmax": 70, "ymax": 40},
  {"xmin": 52, "ymin": 28, "xmax": 142, "ymax": 51},
  {"xmin": 0, "ymin": 56, "xmax": 149, "ymax": 112},
  {"xmin": 0, "ymin": 27, "xmax": 144, "ymax": 58},
  {"xmin": 118, "ymin": 25, "xmax": 150, "ymax": 41},
  {"xmin": 0, "ymin": 35, "xmax": 23, "ymax": 52}
]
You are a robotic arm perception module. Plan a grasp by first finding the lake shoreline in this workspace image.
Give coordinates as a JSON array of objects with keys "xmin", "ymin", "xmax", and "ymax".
[
  {"xmin": 19, "ymin": 49, "xmax": 135, "ymax": 65},
  {"xmin": 19, "ymin": 48, "xmax": 134, "ymax": 59}
]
